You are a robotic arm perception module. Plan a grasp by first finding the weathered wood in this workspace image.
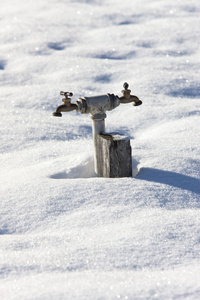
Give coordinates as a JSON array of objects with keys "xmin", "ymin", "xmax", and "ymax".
[{"xmin": 96, "ymin": 133, "xmax": 132, "ymax": 178}]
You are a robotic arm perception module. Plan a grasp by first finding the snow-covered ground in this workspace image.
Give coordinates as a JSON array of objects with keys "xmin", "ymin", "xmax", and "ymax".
[{"xmin": 0, "ymin": 0, "xmax": 200, "ymax": 299}]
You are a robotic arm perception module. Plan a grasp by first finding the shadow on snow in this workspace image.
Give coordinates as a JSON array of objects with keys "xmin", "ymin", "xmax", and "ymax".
[{"xmin": 138, "ymin": 167, "xmax": 200, "ymax": 195}]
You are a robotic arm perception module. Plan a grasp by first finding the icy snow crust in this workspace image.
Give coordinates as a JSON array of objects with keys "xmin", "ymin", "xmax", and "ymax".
[{"xmin": 0, "ymin": 0, "xmax": 200, "ymax": 299}]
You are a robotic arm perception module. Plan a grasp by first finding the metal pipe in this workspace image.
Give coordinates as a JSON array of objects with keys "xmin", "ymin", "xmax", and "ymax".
[{"xmin": 90, "ymin": 113, "xmax": 106, "ymax": 174}]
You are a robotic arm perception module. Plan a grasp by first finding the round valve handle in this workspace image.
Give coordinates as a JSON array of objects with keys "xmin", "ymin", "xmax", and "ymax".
[
  {"xmin": 123, "ymin": 82, "xmax": 129, "ymax": 90},
  {"xmin": 60, "ymin": 91, "xmax": 73, "ymax": 97}
]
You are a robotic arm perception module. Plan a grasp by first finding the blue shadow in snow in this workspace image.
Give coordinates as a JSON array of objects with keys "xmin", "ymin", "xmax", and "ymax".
[
  {"xmin": 94, "ymin": 50, "xmax": 136, "ymax": 60},
  {"xmin": 94, "ymin": 74, "xmax": 112, "ymax": 83},
  {"xmin": 0, "ymin": 225, "xmax": 12, "ymax": 235},
  {"xmin": 48, "ymin": 42, "xmax": 66, "ymax": 51},
  {"xmin": 169, "ymin": 85, "xmax": 200, "ymax": 99},
  {"xmin": 0, "ymin": 59, "xmax": 6, "ymax": 70},
  {"xmin": 138, "ymin": 168, "xmax": 200, "ymax": 195}
]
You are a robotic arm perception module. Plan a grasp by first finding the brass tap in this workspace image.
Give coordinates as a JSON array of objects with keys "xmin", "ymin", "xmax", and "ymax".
[
  {"xmin": 52, "ymin": 91, "xmax": 77, "ymax": 117},
  {"xmin": 119, "ymin": 82, "xmax": 142, "ymax": 106}
]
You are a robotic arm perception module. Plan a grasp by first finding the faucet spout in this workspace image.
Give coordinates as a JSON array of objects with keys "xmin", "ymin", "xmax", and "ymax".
[
  {"xmin": 119, "ymin": 94, "xmax": 142, "ymax": 104},
  {"xmin": 52, "ymin": 103, "xmax": 78, "ymax": 117}
]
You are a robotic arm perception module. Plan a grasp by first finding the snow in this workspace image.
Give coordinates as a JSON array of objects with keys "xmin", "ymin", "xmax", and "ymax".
[{"xmin": 0, "ymin": 0, "xmax": 200, "ymax": 299}]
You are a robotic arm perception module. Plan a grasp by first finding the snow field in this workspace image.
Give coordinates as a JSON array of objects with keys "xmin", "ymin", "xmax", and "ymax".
[{"xmin": 0, "ymin": 0, "xmax": 200, "ymax": 299}]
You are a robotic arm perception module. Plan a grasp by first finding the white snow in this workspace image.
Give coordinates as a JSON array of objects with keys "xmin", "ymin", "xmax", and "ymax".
[{"xmin": 0, "ymin": 0, "xmax": 200, "ymax": 299}]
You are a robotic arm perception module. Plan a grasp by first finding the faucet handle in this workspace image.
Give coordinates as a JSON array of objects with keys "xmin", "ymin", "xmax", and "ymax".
[
  {"xmin": 60, "ymin": 91, "xmax": 73, "ymax": 97},
  {"xmin": 123, "ymin": 82, "xmax": 129, "ymax": 90}
]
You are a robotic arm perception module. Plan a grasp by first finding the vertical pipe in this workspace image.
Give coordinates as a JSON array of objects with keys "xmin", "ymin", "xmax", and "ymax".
[{"xmin": 90, "ymin": 114, "xmax": 106, "ymax": 174}]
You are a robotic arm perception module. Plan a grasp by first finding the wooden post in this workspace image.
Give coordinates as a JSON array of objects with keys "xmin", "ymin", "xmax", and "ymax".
[{"xmin": 96, "ymin": 133, "xmax": 132, "ymax": 178}]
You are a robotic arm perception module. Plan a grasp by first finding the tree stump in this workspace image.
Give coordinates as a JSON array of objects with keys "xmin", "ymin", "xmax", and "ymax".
[{"xmin": 96, "ymin": 133, "xmax": 132, "ymax": 178}]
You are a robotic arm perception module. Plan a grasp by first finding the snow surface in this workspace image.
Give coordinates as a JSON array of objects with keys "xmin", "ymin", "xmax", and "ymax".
[{"xmin": 0, "ymin": 0, "xmax": 200, "ymax": 299}]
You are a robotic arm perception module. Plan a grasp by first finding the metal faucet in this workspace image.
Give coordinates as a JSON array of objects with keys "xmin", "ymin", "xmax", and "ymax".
[
  {"xmin": 52, "ymin": 82, "xmax": 142, "ymax": 117},
  {"xmin": 52, "ymin": 83, "xmax": 142, "ymax": 173},
  {"xmin": 52, "ymin": 92, "xmax": 77, "ymax": 117}
]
